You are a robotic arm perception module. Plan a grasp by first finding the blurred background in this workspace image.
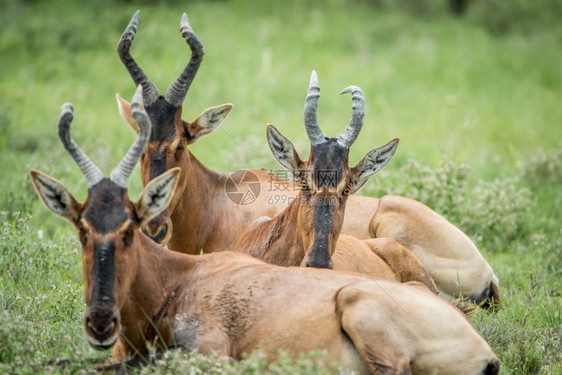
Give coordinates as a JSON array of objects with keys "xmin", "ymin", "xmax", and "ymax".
[
  {"xmin": 3, "ymin": 0, "xmax": 561, "ymax": 236},
  {"xmin": 0, "ymin": 1, "xmax": 560, "ymax": 372}
]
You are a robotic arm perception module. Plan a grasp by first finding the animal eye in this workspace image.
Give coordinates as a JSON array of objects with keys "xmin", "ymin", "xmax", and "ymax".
[
  {"xmin": 78, "ymin": 228, "xmax": 88, "ymax": 246},
  {"xmin": 121, "ymin": 227, "xmax": 135, "ymax": 247},
  {"xmin": 174, "ymin": 145, "xmax": 184, "ymax": 160}
]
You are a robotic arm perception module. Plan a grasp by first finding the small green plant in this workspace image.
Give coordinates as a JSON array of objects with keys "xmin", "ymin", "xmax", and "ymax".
[
  {"xmin": 0, "ymin": 310, "xmax": 41, "ymax": 372},
  {"xmin": 519, "ymin": 148, "xmax": 562, "ymax": 191},
  {"xmin": 140, "ymin": 349, "xmax": 343, "ymax": 375}
]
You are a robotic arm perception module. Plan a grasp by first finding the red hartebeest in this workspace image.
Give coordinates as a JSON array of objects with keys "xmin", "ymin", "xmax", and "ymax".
[
  {"xmin": 115, "ymin": 11, "xmax": 499, "ymax": 308},
  {"xmin": 30, "ymin": 86, "xmax": 499, "ymax": 374},
  {"xmin": 235, "ymin": 73, "xmax": 437, "ymax": 294}
]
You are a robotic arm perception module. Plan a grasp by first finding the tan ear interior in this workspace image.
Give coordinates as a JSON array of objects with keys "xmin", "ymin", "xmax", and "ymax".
[{"xmin": 116, "ymin": 94, "xmax": 138, "ymax": 132}]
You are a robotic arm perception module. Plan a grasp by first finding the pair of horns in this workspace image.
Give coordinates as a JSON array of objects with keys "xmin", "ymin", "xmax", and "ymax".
[
  {"xmin": 58, "ymin": 85, "xmax": 150, "ymax": 189},
  {"xmin": 117, "ymin": 10, "xmax": 203, "ymax": 108},
  {"xmin": 304, "ymin": 71, "xmax": 365, "ymax": 148}
]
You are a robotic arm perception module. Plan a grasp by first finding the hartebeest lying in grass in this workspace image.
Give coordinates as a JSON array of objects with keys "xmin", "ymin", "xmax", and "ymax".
[
  {"xmin": 234, "ymin": 73, "xmax": 437, "ymax": 294},
  {"xmin": 115, "ymin": 11, "xmax": 499, "ymax": 308},
  {"xmin": 30, "ymin": 86, "xmax": 499, "ymax": 374}
]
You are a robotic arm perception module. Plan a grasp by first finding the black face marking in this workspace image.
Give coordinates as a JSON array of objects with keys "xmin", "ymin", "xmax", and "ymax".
[
  {"xmin": 90, "ymin": 241, "xmax": 117, "ymax": 307},
  {"xmin": 149, "ymin": 150, "xmax": 168, "ymax": 180},
  {"xmin": 84, "ymin": 179, "xmax": 128, "ymax": 234},
  {"xmin": 311, "ymin": 139, "xmax": 348, "ymax": 189},
  {"xmin": 307, "ymin": 201, "xmax": 335, "ymax": 269},
  {"xmin": 145, "ymin": 97, "xmax": 181, "ymax": 143}
]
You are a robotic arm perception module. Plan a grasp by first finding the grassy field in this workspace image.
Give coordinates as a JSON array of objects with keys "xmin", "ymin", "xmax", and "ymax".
[{"xmin": 1, "ymin": 0, "xmax": 561, "ymax": 373}]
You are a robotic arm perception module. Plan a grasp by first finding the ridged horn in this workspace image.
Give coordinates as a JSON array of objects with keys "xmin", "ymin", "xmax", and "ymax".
[
  {"xmin": 110, "ymin": 85, "xmax": 152, "ymax": 188},
  {"xmin": 303, "ymin": 70, "xmax": 325, "ymax": 145},
  {"xmin": 57, "ymin": 103, "xmax": 104, "ymax": 188},
  {"xmin": 337, "ymin": 86, "xmax": 365, "ymax": 148},
  {"xmin": 164, "ymin": 13, "xmax": 204, "ymax": 107},
  {"xmin": 117, "ymin": 10, "xmax": 160, "ymax": 106}
]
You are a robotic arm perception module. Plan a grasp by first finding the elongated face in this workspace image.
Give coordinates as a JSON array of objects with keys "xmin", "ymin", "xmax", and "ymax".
[
  {"xmin": 30, "ymin": 171, "xmax": 180, "ymax": 351},
  {"xmin": 266, "ymin": 71, "xmax": 399, "ymax": 269},
  {"xmin": 296, "ymin": 140, "xmax": 351, "ymax": 269},
  {"xmin": 30, "ymin": 173, "xmax": 136, "ymax": 349},
  {"xmin": 117, "ymin": 96, "xmax": 233, "ymax": 245},
  {"xmin": 117, "ymin": 10, "xmax": 232, "ymax": 245},
  {"xmin": 267, "ymin": 130, "xmax": 398, "ymax": 270},
  {"xmin": 80, "ymin": 180, "xmax": 136, "ymax": 349},
  {"xmin": 30, "ymin": 90, "xmax": 179, "ymax": 351}
]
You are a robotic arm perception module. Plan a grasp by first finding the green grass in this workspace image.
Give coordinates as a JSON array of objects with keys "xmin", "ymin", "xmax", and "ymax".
[{"xmin": 1, "ymin": 0, "xmax": 561, "ymax": 373}]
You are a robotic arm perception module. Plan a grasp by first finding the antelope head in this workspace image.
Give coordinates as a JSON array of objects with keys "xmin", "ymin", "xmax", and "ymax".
[
  {"xmin": 267, "ymin": 71, "xmax": 399, "ymax": 269},
  {"xmin": 116, "ymin": 10, "xmax": 232, "ymax": 244},
  {"xmin": 30, "ymin": 86, "xmax": 180, "ymax": 351}
]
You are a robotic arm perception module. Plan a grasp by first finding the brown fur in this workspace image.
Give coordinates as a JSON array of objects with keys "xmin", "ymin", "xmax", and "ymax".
[
  {"xmin": 115, "ymin": 17, "xmax": 499, "ymax": 307},
  {"xmin": 119, "ymin": 98, "xmax": 499, "ymax": 306},
  {"xmin": 234, "ymin": 191, "xmax": 438, "ymax": 294},
  {"xmin": 31, "ymin": 168, "xmax": 499, "ymax": 374},
  {"xmin": 233, "ymin": 130, "xmax": 437, "ymax": 293}
]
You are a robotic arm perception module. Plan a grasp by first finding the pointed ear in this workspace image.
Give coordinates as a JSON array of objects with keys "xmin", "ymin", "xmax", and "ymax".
[
  {"xmin": 135, "ymin": 168, "xmax": 180, "ymax": 226},
  {"xmin": 29, "ymin": 170, "xmax": 82, "ymax": 225},
  {"xmin": 349, "ymin": 138, "xmax": 399, "ymax": 194},
  {"xmin": 116, "ymin": 94, "xmax": 138, "ymax": 132},
  {"xmin": 185, "ymin": 104, "xmax": 233, "ymax": 144},
  {"xmin": 266, "ymin": 124, "xmax": 305, "ymax": 173}
]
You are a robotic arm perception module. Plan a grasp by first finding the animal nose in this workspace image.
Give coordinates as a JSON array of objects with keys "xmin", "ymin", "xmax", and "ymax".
[
  {"xmin": 301, "ymin": 256, "xmax": 333, "ymax": 269},
  {"xmin": 482, "ymin": 358, "xmax": 500, "ymax": 375},
  {"xmin": 84, "ymin": 306, "xmax": 120, "ymax": 349},
  {"xmin": 475, "ymin": 280, "xmax": 501, "ymax": 311},
  {"xmin": 143, "ymin": 224, "xmax": 168, "ymax": 244},
  {"xmin": 305, "ymin": 260, "xmax": 333, "ymax": 269},
  {"xmin": 86, "ymin": 317, "xmax": 117, "ymax": 338}
]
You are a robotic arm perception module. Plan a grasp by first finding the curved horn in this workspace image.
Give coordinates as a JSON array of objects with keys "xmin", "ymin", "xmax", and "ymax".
[
  {"xmin": 110, "ymin": 85, "xmax": 152, "ymax": 188},
  {"xmin": 303, "ymin": 70, "xmax": 325, "ymax": 145},
  {"xmin": 164, "ymin": 13, "xmax": 204, "ymax": 107},
  {"xmin": 57, "ymin": 103, "xmax": 104, "ymax": 188},
  {"xmin": 337, "ymin": 86, "xmax": 365, "ymax": 148},
  {"xmin": 117, "ymin": 10, "xmax": 160, "ymax": 106}
]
